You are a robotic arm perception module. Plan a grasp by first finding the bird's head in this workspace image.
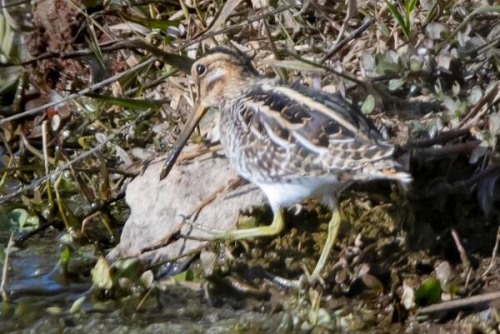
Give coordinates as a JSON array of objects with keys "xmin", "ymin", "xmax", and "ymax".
[
  {"xmin": 159, "ymin": 47, "xmax": 259, "ymax": 180},
  {"xmin": 191, "ymin": 46, "xmax": 260, "ymax": 108}
]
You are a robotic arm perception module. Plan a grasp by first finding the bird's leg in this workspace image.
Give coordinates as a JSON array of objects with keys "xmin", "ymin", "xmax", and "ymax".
[
  {"xmin": 181, "ymin": 207, "xmax": 286, "ymax": 240},
  {"xmin": 261, "ymin": 207, "xmax": 342, "ymax": 289},
  {"xmin": 185, "ymin": 205, "xmax": 340, "ymax": 287},
  {"xmin": 309, "ymin": 208, "xmax": 341, "ymax": 282},
  {"xmin": 216, "ymin": 207, "xmax": 286, "ymax": 240}
]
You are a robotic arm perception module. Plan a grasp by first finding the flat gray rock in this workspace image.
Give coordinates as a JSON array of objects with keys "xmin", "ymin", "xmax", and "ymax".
[{"xmin": 107, "ymin": 148, "xmax": 266, "ymax": 273}]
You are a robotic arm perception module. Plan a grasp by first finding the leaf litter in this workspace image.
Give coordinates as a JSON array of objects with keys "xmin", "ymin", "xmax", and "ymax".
[{"xmin": 0, "ymin": 0, "xmax": 499, "ymax": 332}]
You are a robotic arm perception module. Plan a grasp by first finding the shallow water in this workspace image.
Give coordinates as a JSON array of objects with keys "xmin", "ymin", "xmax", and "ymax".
[{"xmin": 0, "ymin": 229, "xmax": 283, "ymax": 333}]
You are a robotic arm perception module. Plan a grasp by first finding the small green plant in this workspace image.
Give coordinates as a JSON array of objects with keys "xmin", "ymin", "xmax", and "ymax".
[{"xmin": 384, "ymin": 0, "xmax": 420, "ymax": 39}]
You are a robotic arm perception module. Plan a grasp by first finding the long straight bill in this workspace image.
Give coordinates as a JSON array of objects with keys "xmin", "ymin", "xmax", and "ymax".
[{"xmin": 159, "ymin": 102, "xmax": 209, "ymax": 180}]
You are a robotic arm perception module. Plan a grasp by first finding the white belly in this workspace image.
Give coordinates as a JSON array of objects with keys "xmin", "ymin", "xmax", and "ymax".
[{"xmin": 256, "ymin": 176, "xmax": 342, "ymax": 212}]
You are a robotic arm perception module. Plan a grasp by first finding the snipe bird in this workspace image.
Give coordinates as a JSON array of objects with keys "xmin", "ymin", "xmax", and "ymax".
[{"xmin": 160, "ymin": 47, "xmax": 411, "ymax": 285}]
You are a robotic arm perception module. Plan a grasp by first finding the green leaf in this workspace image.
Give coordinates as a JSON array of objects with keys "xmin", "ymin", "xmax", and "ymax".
[
  {"xmin": 69, "ymin": 296, "xmax": 86, "ymax": 314},
  {"xmin": 112, "ymin": 258, "xmax": 141, "ymax": 282},
  {"xmin": 384, "ymin": 0, "xmax": 410, "ymax": 38},
  {"xmin": 46, "ymin": 306, "xmax": 63, "ymax": 315},
  {"xmin": 375, "ymin": 51, "xmax": 402, "ymax": 75},
  {"xmin": 86, "ymin": 26, "xmax": 106, "ymax": 71},
  {"xmin": 405, "ymin": 0, "xmax": 419, "ymax": 14},
  {"xmin": 85, "ymin": 93, "xmax": 163, "ymax": 110},
  {"xmin": 173, "ymin": 269, "xmax": 201, "ymax": 282},
  {"xmin": 0, "ymin": 14, "xmax": 14, "ymax": 63},
  {"xmin": 6, "ymin": 208, "xmax": 39, "ymax": 233},
  {"xmin": 415, "ymin": 277, "xmax": 442, "ymax": 306},
  {"xmin": 388, "ymin": 78, "xmax": 406, "ymax": 91},
  {"xmin": 58, "ymin": 246, "xmax": 72, "ymax": 269},
  {"xmin": 361, "ymin": 94, "xmax": 375, "ymax": 114},
  {"xmin": 91, "ymin": 257, "xmax": 113, "ymax": 290}
]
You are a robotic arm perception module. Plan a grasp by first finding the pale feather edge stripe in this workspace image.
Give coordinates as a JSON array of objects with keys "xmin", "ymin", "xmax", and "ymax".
[
  {"xmin": 261, "ymin": 84, "xmax": 370, "ymax": 141},
  {"xmin": 243, "ymin": 99, "xmax": 331, "ymax": 155}
]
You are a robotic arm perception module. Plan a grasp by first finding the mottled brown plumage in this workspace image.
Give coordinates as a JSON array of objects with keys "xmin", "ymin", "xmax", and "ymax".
[{"xmin": 160, "ymin": 47, "xmax": 411, "ymax": 285}]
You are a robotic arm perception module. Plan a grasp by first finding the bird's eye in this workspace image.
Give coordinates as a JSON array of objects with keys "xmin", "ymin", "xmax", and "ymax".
[{"xmin": 196, "ymin": 64, "xmax": 206, "ymax": 76}]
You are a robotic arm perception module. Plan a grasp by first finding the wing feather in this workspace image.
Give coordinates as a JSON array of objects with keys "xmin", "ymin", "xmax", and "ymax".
[
  {"xmin": 250, "ymin": 83, "xmax": 393, "ymax": 154},
  {"xmin": 224, "ymin": 81, "xmax": 401, "ymax": 181}
]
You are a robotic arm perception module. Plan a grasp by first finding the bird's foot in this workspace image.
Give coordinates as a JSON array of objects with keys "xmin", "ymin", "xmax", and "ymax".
[{"xmin": 179, "ymin": 215, "xmax": 226, "ymax": 240}]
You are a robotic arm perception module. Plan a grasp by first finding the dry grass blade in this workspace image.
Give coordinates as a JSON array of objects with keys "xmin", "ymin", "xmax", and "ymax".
[
  {"xmin": 0, "ymin": 234, "xmax": 13, "ymax": 302},
  {"xmin": 0, "ymin": 109, "xmax": 154, "ymax": 204},
  {"xmin": 418, "ymin": 290, "xmax": 500, "ymax": 315},
  {"xmin": 0, "ymin": 57, "xmax": 155, "ymax": 126},
  {"xmin": 180, "ymin": 5, "xmax": 295, "ymax": 49},
  {"xmin": 0, "ymin": 0, "xmax": 499, "ymax": 331},
  {"xmin": 202, "ymin": 0, "xmax": 243, "ymax": 36},
  {"xmin": 436, "ymin": 5, "xmax": 500, "ymax": 54},
  {"xmin": 320, "ymin": 17, "xmax": 376, "ymax": 63},
  {"xmin": 458, "ymin": 81, "xmax": 500, "ymax": 129}
]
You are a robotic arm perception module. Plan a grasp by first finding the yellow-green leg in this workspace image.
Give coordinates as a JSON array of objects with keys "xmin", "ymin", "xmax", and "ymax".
[
  {"xmin": 265, "ymin": 208, "xmax": 341, "ymax": 288},
  {"xmin": 216, "ymin": 208, "xmax": 286, "ymax": 240},
  {"xmin": 309, "ymin": 209, "xmax": 341, "ymax": 282}
]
